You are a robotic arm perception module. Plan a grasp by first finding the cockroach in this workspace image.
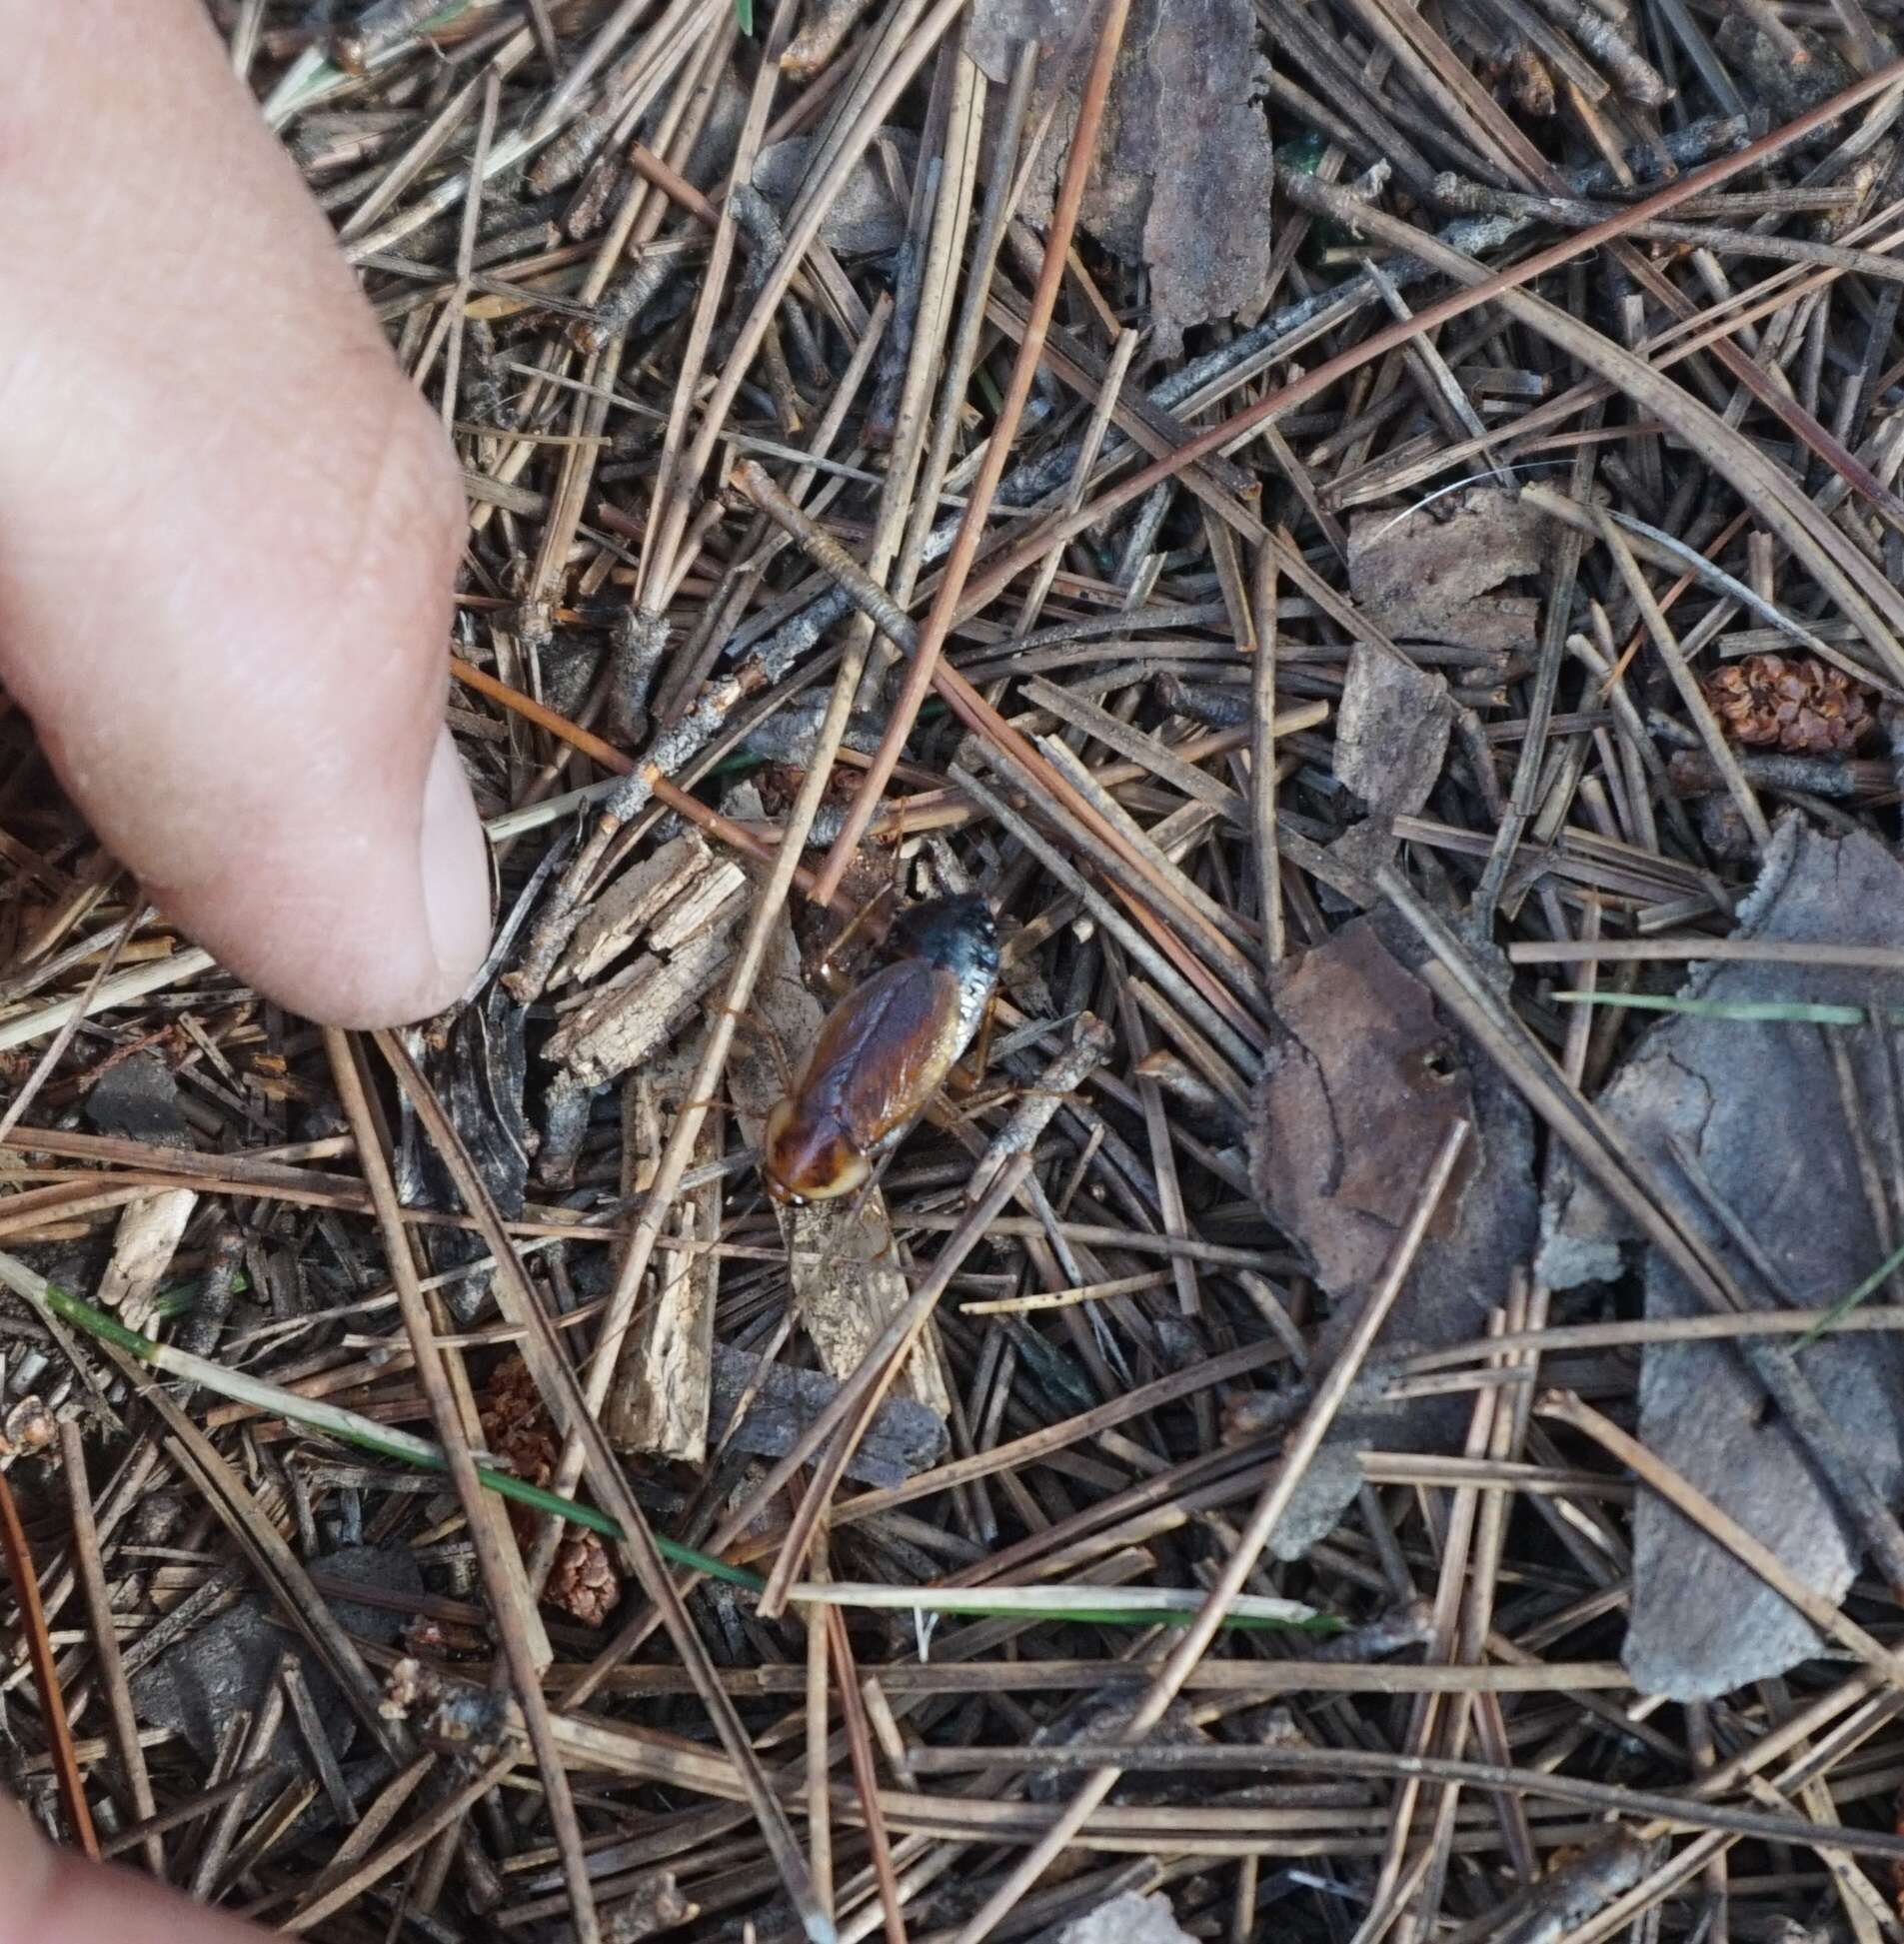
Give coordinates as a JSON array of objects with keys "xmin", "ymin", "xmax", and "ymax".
[{"xmin": 762, "ymin": 893, "xmax": 1000, "ymax": 1205}]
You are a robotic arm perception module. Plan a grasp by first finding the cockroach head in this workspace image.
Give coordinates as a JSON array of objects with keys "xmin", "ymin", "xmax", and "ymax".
[{"xmin": 762, "ymin": 1096, "xmax": 872, "ymax": 1206}]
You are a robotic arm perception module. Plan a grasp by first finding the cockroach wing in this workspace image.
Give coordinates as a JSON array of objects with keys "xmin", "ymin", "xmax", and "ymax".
[{"xmin": 797, "ymin": 957, "xmax": 963, "ymax": 1153}]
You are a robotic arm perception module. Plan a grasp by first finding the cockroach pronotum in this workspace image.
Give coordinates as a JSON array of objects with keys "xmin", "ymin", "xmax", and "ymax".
[{"xmin": 762, "ymin": 893, "xmax": 1000, "ymax": 1205}]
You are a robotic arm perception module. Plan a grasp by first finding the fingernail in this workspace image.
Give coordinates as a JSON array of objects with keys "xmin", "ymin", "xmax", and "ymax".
[
  {"xmin": 0, "ymin": 1792, "xmax": 55, "ymax": 1900},
  {"xmin": 417, "ymin": 724, "xmax": 491, "ymax": 1012}
]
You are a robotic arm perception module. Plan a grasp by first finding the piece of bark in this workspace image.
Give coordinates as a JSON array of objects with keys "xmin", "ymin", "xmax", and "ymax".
[
  {"xmin": 724, "ymin": 810, "xmax": 954, "ymax": 1419},
  {"xmin": 557, "ymin": 833, "xmax": 711, "ymax": 986},
  {"xmin": 544, "ymin": 923, "xmax": 738, "ymax": 1088},
  {"xmin": 97, "ymin": 1188, "xmax": 197, "ymax": 1331},
  {"xmin": 1540, "ymin": 817, "xmax": 1904, "ymax": 1698},
  {"xmin": 1333, "ymin": 643, "xmax": 1454, "ymax": 816},
  {"xmin": 968, "ymin": 0, "xmax": 1274, "ymax": 359},
  {"xmin": 86, "ymin": 1055, "xmax": 198, "ymax": 1327},
  {"xmin": 606, "ymin": 1033, "xmax": 720, "ymax": 1463},
  {"xmin": 1346, "ymin": 488, "xmax": 1542, "ymax": 651},
  {"xmin": 1248, "ymin": 917, "xmax": 1537, "ymax": 1556},
  {"xmin": 709, "ymin": 1345, "xmax": 948, "ymax": 1488},
  {"xmin": 1329, "ymin": 643, "xmax": 1455, "ymax": 885},
  {"xmin": 646, "ymin": 862, "xmax": 747, "ymax": 955}
]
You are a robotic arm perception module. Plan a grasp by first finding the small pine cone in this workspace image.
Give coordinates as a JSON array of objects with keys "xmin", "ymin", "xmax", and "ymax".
[
  {"xmin": 482, "ymin": 1355, "xmax": 622, "ymax": 1623},
  {"xmin": 548, "ymin": 1530, "xmax": 621, "ymax": 1627},
  {"xmin": 1702, "ymin": 654, "xmax": 1876, "ymax": 755},
  {"xmin": 481, "ymin": 1354, "xmax": 560, "ymax": 1494}
]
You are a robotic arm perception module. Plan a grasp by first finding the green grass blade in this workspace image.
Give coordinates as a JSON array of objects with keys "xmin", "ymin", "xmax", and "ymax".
[
  {"xmin": 1548, "ymin": 999, "xmax": 1904, "ymax": 1350},
  {"xmin": 1793, "ymin": 1235, "xmax": 1904, "ymax": 1351},
  {"xmin": 1555, "ymin": 990, "xmax": 1878, "ymax": 1027},
  {"xmin": 40, "ymin": 1281, "xmax": 157, "ymax": 1359}
]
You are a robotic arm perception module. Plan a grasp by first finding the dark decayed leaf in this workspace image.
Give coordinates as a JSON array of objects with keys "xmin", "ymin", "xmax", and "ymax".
[
  {"xmin": 1248, "ymin": 918, "xmax": 1537, "ymax": 1555},
  {"xmin": 133, "ymin": 1544, "xmax": 420, "ymax": 1766},
  {"xmin": 709, "ymin": 1344, "xmax": 949, "ymax": 1488}
]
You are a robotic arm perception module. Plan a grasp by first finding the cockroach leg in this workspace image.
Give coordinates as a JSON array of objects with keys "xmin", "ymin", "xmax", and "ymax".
[
  {"xmin": 712, "ymin": 1000, "xmax": 797, "ymax": 1093},
  {"xmin": 818, "ymin": 879, "xmax": 901, "ymax": 995},
  {"xmin": 947, "ymin": 992, "xmax": 999, "ymax": 1097}
]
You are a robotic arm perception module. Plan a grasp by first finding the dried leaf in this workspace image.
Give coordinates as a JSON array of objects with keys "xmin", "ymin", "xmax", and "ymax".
[
  {"xmin": 1540, "ymin": 818, "xmax": 1904, "ymax": 1698},
  {"xmin": 1249, "ymin": 919, "xmax": 1537, "ymax": 1554}
]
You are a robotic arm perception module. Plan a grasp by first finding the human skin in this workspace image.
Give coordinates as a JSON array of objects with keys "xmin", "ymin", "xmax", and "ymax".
[
  {"xmin": 0, "ymin": 0, "xmax": 491, "ymax": 1029},
  {"xmin": 0, "ymin": 1794, "xmax": 272, "ymax": 1944},
  {"xmin": 0, "ymin": 0, "xmax": 488, "ymax": 1921}
]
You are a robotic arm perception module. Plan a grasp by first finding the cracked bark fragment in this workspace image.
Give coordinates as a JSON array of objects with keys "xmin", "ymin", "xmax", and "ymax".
[
  {"xmin": 605, "ymin": 1032, "xmax": 719, "ymax": 1464},
  {"xmin": 1346, "ymin": 487, "xmax": 1543, "ymax": 652},
  {"xmin": 968, "ymin": 0, "xmax": 1275, "ymax": 359},
  {"xmin": 1540, "ymin": 818, "xmax": 1904, "ymax": 1698},
  {"xmin": 1330, "ymin": 643, "xmax": 1455, "ymax": 885},
  {"xmin": 544, "ymin": 925, "xmax": 740, "ymax": 1090},
  {"xmin": 556, "ymin": 833, "xmax": 713, "ymax": 988}
]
